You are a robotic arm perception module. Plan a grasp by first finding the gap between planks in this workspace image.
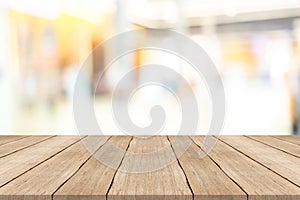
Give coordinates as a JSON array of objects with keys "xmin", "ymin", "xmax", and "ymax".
[
  {"xmin": 0, "ymin": 136, "xmax": 85, "ymax": 188},
  {"xmin": 0, "ymin": 136, "xmax": 105, "ymax": 200},
  {"xmin": 0, "ymin": 135, "xmax": 55, "ymax": 159},
  {"xmin": 166, "ymin": 136, "xmax": 195, "ymax": 199},
  {"xmin": 51, "ymin": 136, "xmax": 112, "ymax": 200},
  {"xmin": 216, "ymin": 136, "xmax": 300, "ymax": 188},
  {"xmin": 105, "ymin": 136, "xmax": 133, "ymax": 199},
  {"xmin": 244, "ymin": 135, "xmax": 300, "ymax": 159},
  {"xmin": 53, "ymin": 136, "xmax": 133, "ymax": 200},
  {"xmin": 194, "ymin": 136, "xmax": 300, "ymax": 200},
  {"xmin": 273, "ymin": 135, "xmax": 300, "ymax": 146},
  {"xmin": 1, "ymin": 136, "xmax": 299, "ymax": 200},
  {"xmin": 106, "ymin": 136, "xmax": 193, "ymax": 200},
  {"xmin": 0, "ymin": 136, "xmax": 28, "ymax": 146},
  {"xmin": 189, "ymin": 136, "xmax": 249, "ymax": 200}
]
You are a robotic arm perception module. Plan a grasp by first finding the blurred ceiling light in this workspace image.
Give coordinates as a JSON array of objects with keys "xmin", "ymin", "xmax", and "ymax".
[
  {"xmin": 61, "ymin": 0, "xmax": 115, "ymax": 23},
  {"xmin": 128, "ymin": 0, "xmax": 161, "ymax": 21},
  {"xmin": 2, "ymin": 0, "xmax": 115, "ymax": 22},
  {"xmin": 182, "ymin": 0, "xmax": 300, "ymax": 18},
  {"xmin": 5, "ymin": 0, "xmax": 61, "ymax": 19},
  {"xmin": 160, "ymin": 1, "xmax": 178, "ymax": 23},
  {"xmin": 223, "ymin": 0, "xmax": 237, "ymax": 17},
  {"xmin": 128, "ymin": 0, "xmax": 179, "ymax": 25},
  {"xmin": 127, "ymin": 0, "xmax": 147, "ymax": 19}
]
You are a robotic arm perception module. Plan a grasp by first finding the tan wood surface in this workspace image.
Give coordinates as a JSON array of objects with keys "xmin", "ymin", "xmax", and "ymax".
[
  {"xmin": 274, "ymin": 135, "xmax": 300, "ymax": 146},
  {"xmin": 54, "ymin": 136, "xmax": 131, "ymax": 200},
  {"xmin": 247, "ymin": 136, "xmax": 300, "ymax": 158},
  {"xmin": 0, "ymin": 136, "xmax": 108, "ymax": 200},
  {"xmin": 0, "ymin": 136, "xmax": 81, "ymax": 187},
  {"xmin": 218, "ymin": 136, "xmax": 300, "ymax": 187},
  {"xmin": 0, "ymin": 135, "xmax": 299, "ymax": 200},
  {"xmin": 108, "ymin": 136, "xmax": 193, "ymax": 200},
  {"xmin": 168, "ymin": 136, "xmax": 246, "ymax": 200},
  {"xmin": 0, "ymin": 136, "xmax": 53, "ymax": 158},
  {"xmin": 0, "ymin": 136, "xmax": 27, "ymax": 146},
  {"xmin": 192, "ymin": 136, "xmax": 300, "ymax": 200}
]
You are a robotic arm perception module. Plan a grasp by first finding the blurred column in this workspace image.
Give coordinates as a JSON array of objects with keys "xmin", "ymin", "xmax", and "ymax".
[
  {"xmin": 115, "ymin": 0, "xmax": 128, "ymax": 34},
  {"xmin": 106, "ymin": 0, "xmax": 134, "ymax": 95},
  {"xmin": 175, "ymin": 0, "xmax": 187, "ymax": 34},
  {"xmin": 290, "ymin": 19, "xmax": 300, "ymax": 134},
  {"xmin": 201, "ymin": 17, "xmax": 221, "ymax": 70},
  {"xmin": 0, "ymin": 4, "xmax": 13, "ymax": 132},
  {"xmin": 175, "ymin": 0, "xmax": 189, "ymax": 89}
]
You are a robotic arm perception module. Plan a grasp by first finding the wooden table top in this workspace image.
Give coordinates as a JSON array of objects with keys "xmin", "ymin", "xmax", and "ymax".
[{"xmin": 0, "ymin": 135, "xmax": 299, "ymax": 200}]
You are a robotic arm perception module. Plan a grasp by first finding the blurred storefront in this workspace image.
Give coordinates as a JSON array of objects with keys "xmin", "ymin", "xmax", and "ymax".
[{"xmin": 0, "ymin": 0, "xmax": 300, "ymax": 134}]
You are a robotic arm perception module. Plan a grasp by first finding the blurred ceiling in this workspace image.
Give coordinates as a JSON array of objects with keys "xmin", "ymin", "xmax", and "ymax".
[
  {"xmin": 2, "ymin": 0, "xmax": 300, "ymax": 28},
  {"xmin": 127, "ymin": 0, "xmax": 300, "ymax": 28}
]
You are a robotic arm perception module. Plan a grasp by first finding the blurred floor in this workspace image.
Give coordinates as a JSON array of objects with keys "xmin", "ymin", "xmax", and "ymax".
[{"xmin": 0, "ymin": 82, "xmax": 290, "ymax": 135}]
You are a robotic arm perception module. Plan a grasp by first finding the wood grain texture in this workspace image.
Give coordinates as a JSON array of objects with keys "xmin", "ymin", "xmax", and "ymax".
[
  {"xmin": 274, "ymin": 135, "xmax": 300, "ymax": 146},
  {"xmin": 54, "ymin": 136, "xmax": 132, "ymax": 200},
  {"xmin": 0, "ymin": 136, "xmax": 81, "ymax": 187},
  {"xmin": 0, "ymin": 136, "xmax": 53, "ymax": 158},
  {"xmin": 0, "ymin": 136, "xmax": 27, "ymax": 146},
  {"xmin": 192, "ymin": 136, "xmax": 300, "ymax": 200},
  {"xmin": 108, "ymin": 136, "xmax": 192, "ymax": 200},
  {"xmin": 219, "ymin": 136, "xmax": 300, "ymax": 187},
  {"xmin": 247, "ymin": 135, "xmax": 300, "ymax": 158},
  {"xmin": 0, "ymin": 136, "xmax": 109, "ymax": 200},
  {"xmin": 169, "ymin": 136, "xmax": 246, "ymax": 200},
  {"xmin": 0, "ymin": 136, "xmax": 299, "ymax": 200}
]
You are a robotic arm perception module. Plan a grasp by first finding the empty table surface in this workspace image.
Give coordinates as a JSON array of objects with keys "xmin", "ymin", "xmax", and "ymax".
[{"xmin": 0, "ymin": 135, "xmax": 299, "ymax": 200}]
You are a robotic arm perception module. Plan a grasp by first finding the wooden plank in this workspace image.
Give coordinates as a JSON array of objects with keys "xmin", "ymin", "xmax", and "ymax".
[
  {"xmin": 0, "ymin": 136, "xmax": 81, "ymax": 187},
  {"xmin": 247, "ymin": 135, "xmax": 300, "ymax": 158},
  {"xmin": 274, "ymin": 135, "xmax": 300, "ymax": 146},
  {"xmin": 219, "ymin": 136, "xmax": 300, "ymax": 187},
  {"xmin": 169, "ymin": 136, "xmax": 246, "ymax": 200},
  {"xmin": 192, "ymin": 136, "xmax": 300, "ymax": 200},
  {"xmin": 0, "ymin": 136, "xmax": 109, "ymax": 200},
  {"xmin": 54, "ymin": 136, "xmax": 132, "ymax": 200},
  {"xmin": 108, "ymin": 136, "xmax": 192, "ymax": 200},
  {"xmin": 0, "ymin": 136, "xmax": 54, "ymax": 158},
  {"xmin": 0, "ymin": 136, "xmax": 27, "ymax": 146}
]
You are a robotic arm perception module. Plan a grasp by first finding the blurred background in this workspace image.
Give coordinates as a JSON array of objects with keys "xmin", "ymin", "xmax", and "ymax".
[{"xmin": 0, "ymin": 0, "xmax": 300, "ymax": 135}]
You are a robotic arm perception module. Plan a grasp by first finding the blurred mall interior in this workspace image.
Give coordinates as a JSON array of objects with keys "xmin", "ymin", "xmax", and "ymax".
[{"xmin": 0, "ymin": 0, "xmax": 300, "ymax": 135}]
